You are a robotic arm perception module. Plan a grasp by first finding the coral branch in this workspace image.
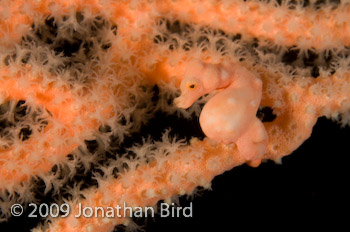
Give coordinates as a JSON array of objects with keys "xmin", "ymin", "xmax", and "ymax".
[
  {"xmin": 155, "ymin": 0, "xmax": 350, "ymax": 49},
  {"xmin": 43, "ymin": 138, "xmax": 244, "ymax": 232}
]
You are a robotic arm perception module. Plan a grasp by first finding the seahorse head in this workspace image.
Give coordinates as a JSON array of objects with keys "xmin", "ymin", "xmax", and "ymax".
[
  {"xmin": 174, "ymin": 60, "xmax": 222, "ymax": 109},
  {"xmin": 174, "ymin": 75, "xmax": 204, "ymax": 109}
]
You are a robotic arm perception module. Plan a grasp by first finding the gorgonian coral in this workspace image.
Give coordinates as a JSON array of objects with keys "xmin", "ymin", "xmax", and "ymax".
[{"xmin": 0, "ymin": 0, "xmax": 349, "ymax": 231}]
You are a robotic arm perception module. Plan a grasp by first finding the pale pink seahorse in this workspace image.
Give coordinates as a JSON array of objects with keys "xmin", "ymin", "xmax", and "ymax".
[{"xmin": 174, "ymin": 60, "xmax": 268, "ymax": 164}]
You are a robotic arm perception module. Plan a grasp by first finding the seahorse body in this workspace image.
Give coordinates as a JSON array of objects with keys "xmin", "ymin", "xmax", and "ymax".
[{"xmin": 175, "ymin": 60, "xmax": 268, "ymax": 162}]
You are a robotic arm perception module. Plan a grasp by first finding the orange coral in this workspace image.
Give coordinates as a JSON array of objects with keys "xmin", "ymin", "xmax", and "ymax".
[{"xmin": 0, "ymin": 0, "xmax": 349, "ymax": 231}]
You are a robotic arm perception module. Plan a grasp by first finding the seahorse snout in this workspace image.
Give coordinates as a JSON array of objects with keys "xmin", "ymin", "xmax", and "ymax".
[{"xmin": 174, "ymin": 95, "xmax": 192, "ymax": 109}]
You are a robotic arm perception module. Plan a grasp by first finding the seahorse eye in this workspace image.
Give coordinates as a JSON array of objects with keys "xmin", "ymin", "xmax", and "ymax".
[{"xmin": 188, "ymin": 83, "xmax": 196, "ymax": 89}]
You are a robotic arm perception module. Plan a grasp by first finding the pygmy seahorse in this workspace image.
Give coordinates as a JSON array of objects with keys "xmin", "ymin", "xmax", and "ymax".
[{"xmin": 174, "ymin": 60, "xmax": 268, "ymax": 163}]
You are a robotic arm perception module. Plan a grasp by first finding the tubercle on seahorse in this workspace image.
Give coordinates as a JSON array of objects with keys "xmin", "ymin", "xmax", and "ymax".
[{"xmin": 174, "ymin": 60, "xmax": 268, "ymax": 164}]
